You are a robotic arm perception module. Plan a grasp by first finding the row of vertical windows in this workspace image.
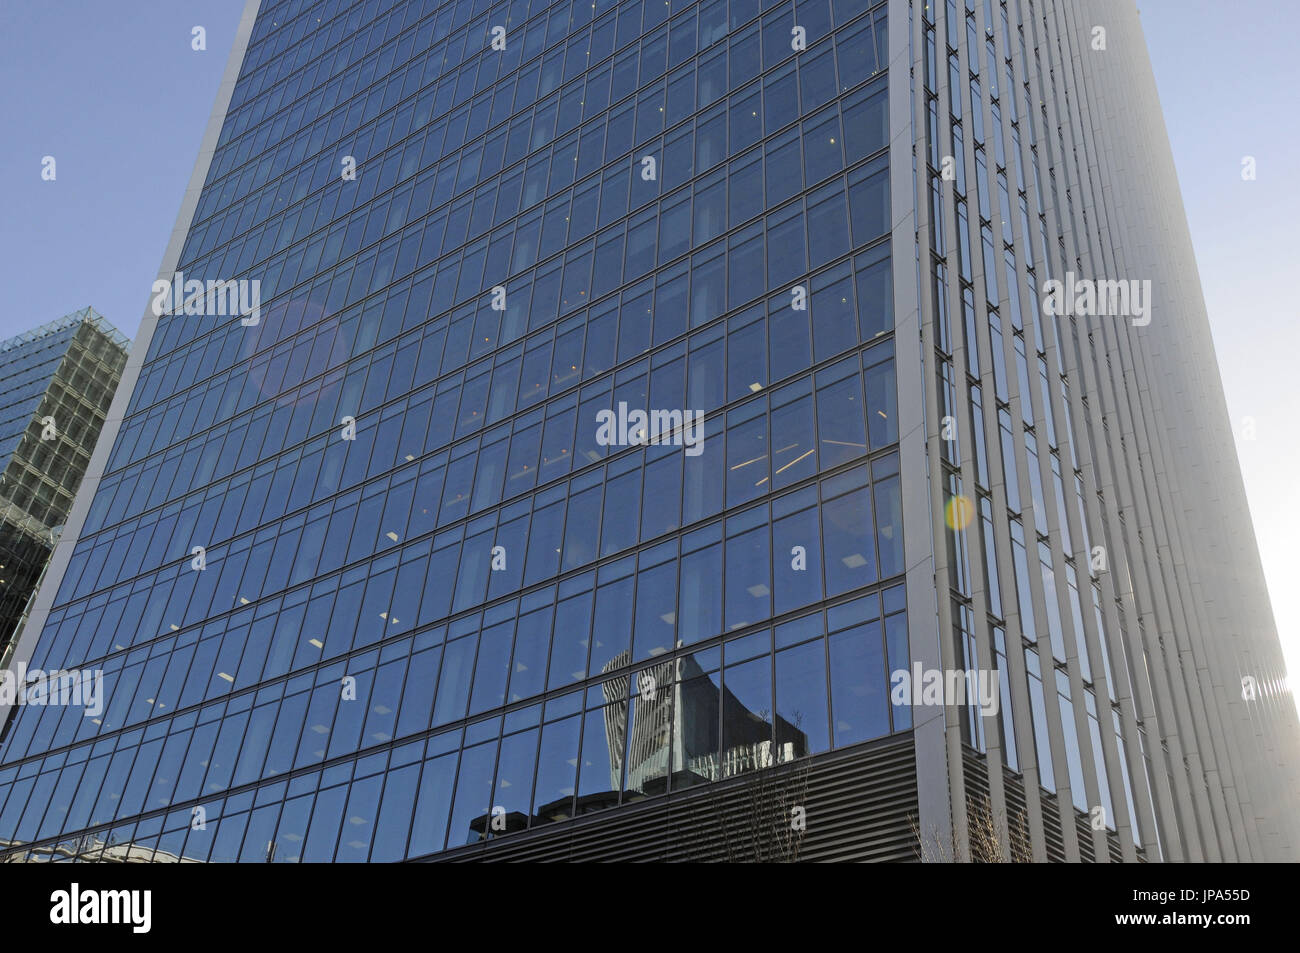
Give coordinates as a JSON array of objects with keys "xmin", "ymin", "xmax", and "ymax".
[
  {"xmin": 69, "ymin": 239, "xmax": 891, "ymax": 613},
  {"xmin": 36, "ymin": 346, "xmax": 898, "ymax": 696},
  {"xmin": 119, "ymin": 119, "xmax": 888, "ymax": 480},
  {"xmin": 144, "ymin": 8, "xmax": 886, "ymax": 405},
  {"xmin": 221, "ymin": 0, "xmax": 884, "ymax": 209},
  {"xmin": 0, "ymin": 580, "xmax": 905, "ymax": 861},
  {"xmin": 924, "ymin": 0, "xmax": 1149, "ymax": 844},
  {"xmin": 198, "ymin": 0, "xmax": 883, "ymax": 250},
  {"xmin": 13, "ymin": 453, "xmax": 900, "ymax": 774}
]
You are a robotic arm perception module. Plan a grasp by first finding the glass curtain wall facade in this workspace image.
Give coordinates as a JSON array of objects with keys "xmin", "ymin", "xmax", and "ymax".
[
  {"xmin": 5, "ymin": 0, "xmax": 1295, "ymax": 866},
  {"xmin": 0, "ymin": 0, "xmax": 905, "ymax": 862}
]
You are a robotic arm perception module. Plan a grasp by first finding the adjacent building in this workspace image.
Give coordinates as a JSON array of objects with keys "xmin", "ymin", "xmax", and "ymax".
[
  {"xmin": 0, "ymin": 308, "xmax": 128, "ymax": 664},
  {"xmin": 0, "ymin": 0, "xmax": 1295, "ymax": 863}
]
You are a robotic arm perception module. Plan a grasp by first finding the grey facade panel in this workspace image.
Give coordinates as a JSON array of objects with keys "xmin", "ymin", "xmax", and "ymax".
[{"xmin": 896, "ymin": 0, "xmax": 1299, "ymax": 861}]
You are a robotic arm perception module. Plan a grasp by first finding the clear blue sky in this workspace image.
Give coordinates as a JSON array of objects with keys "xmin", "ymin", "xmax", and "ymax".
[
  {"xmin": 0, "ymin": 0, "xmax": 244, "ymax": 341},
  {"xmin": 0, "ymin": 2, "xmax": 1295, "ymax": 690}
]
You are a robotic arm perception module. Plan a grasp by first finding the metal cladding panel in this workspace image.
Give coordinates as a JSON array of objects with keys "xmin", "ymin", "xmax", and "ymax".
[
  {"xmin": 962, "ymin": 749, "xmax": 1135, "ymax": 863},
  {"xmin": 430, "ymin": 736, "xmax": 918, "ymax": 863}
]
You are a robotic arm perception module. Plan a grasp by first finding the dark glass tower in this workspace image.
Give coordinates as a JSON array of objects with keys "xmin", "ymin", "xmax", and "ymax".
[{"xmin": 1, "ymin": 0, "xmax": 1295, "ymax": 863}]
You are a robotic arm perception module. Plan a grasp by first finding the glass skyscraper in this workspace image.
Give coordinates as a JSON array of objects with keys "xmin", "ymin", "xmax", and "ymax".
[
  {"xmin": 0, "ymin": 0, "xmax": 1295, "ymax": 863},
  {"xmin": 0, "ymin": 309, "xmax": 128, "ymax": 661}
]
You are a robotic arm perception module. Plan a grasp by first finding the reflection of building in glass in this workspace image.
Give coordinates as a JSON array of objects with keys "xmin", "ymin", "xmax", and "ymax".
[
  {"xmin": 601, "ymin": 649, "xmax": 808, "ymax": 798},
  {"xmin": 1, "ymin": 834, "xmax": 192, "ymax": 863},
  {"xmin": 0, "ymin": 309, "xmax": 127, "ymax": 661},
  {"xmin": 466, "ymin": 646, "xmax": 810, "ymax": 842}
]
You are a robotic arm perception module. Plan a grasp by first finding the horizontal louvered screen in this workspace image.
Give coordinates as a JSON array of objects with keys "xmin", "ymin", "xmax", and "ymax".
[{"xmin": 428, "ymin": 734, "xmax": 918, "ymax": 863}]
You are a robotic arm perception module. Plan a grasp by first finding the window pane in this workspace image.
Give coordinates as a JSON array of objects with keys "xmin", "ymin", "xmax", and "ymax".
[
  {"xmin": 829, "ymin": 622, "xmax": 888, "ymax": 746},
  {"xmin": 776, "ymin": 640, "xmax": 830, "ymax": 757}
]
